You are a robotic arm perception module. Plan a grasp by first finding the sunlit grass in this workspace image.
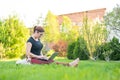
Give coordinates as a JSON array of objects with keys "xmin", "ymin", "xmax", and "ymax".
[{"xmin": 0, "ymin": 59, "xmax": 120, "ymax": 80}]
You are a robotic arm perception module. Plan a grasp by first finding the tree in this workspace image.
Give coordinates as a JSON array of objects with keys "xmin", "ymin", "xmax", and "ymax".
[
  {"xmin": 81, "ymin": 16, "xmax": 108, "ymax": 60},
  {"xmin": 44, "ymin": 11, "xmax": 60, "ymax": 42},
  {"xmin": 60, "ymin": 16, "xmax": 79, "ymax": 42},
  {"xmin": 104, "ymin": 4, "xmax": 120, "ymax": 31},
  {"xmin": 61, "ymin": 16, "xmax": 72, "ymax": 33},
  {"xmin": 0, "ymin": 15, "xmax": 30, "ymax": 58}
]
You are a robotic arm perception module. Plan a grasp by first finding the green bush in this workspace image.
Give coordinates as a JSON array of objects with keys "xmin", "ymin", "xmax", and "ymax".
[
  {"xmin": 94, "ymin": 43, "xmax": 111, "ymax": 60},
  {"xmin": 0, "ymin": 15, "xmax": 30, "ymax": 58},
  {"xmin": 94, "ymin": 37, "xmax": 120, "ymax": 61},
  {"xmin": 67, "ymin": 41, "xmax": 76, "ymax": 59},
  {"xmin": 109, "ymin": 37, "xmax": 120, "ymax": 60},
  {"xmin": 67, "ymin": 37, "xmax": 89, "ymax": 60}
]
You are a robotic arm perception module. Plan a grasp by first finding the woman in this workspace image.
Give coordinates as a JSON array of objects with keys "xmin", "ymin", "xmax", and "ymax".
[{"xmin": 26, "ymin": 26, "xmax": 79, "ymax": 67}]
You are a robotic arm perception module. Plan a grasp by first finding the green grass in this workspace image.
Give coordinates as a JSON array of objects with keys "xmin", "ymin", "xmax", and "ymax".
[{"xmin": 0, "ymin": 59, "xmax": 120, "ymax": 80}]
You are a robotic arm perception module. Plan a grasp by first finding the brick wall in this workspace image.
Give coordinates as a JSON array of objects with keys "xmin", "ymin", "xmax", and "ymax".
[{"xmin": 57, "ymin": 8, "xmax": 106, "ymax": 25}]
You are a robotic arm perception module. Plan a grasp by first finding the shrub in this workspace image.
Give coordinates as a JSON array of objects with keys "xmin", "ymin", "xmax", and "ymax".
[
  {"xmin": 0, "ymin": 15, "xmax": 30, "ymax": 58},
  {"xmin": 109, "ymin": 37, "xmax": 120, "ymax": 60},
  {"xmin": 67, "ymin": 37, "xmax": 89, "ymax": 60},
  {"xmin": 52, "ymin": 40, "xmax": 67, "ymax": 57},
  {"xmin": 94, "ymin": 43, "xmax": 111, "ymax": 60},
  {"xmin": 67, "ymin": 41, "xmax": 76, "ymax": 59},
  {"xmin": 94, "ymin": 37, "xmax": 120, "ymax": 61}
]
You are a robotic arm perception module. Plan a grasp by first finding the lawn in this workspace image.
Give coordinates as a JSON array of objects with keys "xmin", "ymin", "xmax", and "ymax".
[{"xmin": 0, "ymin": 59, "xmax": 120, "ymax": 80}]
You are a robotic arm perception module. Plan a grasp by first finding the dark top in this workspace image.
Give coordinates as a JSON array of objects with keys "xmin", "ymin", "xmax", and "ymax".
[{"xmin": 27, "ymin": 37, "xmax": 43, "ymax": 56}]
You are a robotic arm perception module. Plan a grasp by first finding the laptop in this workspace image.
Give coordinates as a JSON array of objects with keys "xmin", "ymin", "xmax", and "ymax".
[{"xmin": 38, "ymin": 52, "xmax": 58, "ymax": 61}]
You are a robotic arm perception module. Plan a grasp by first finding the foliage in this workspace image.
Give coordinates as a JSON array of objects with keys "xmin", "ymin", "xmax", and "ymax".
[
  {"xmin": 0, "ymin": 15, "xmax": 30, "ymax": 58},
  {"xmin": 0, "ymin": 60, "xmax": 120, "ymax": 80},
  {"xmin": 0, "ymin": 43, "xmax": 5, "ymax": 59},
  {"xmin": 44, "ymin": 11, "xmax": 60, "ymax": 42},
  {"xmin": 60, "ymin": 16, "xmax": 79, "ymax": 42},
  {"xmin": 57, "ymin": 16, "xmax": 79, "ymax": 57},
  {"xmin": 81, "ymin": 16, "xmax": 108, "ymax": 59},
  {"xmin": 104, "ymin": 4, "xmax": 120, "ymax": 30},
  {"xmin": 94, "ymin": 37, "xmax": 120, "ymax": 61},
  {"xmin": 109, "ymin": 37, "xmax": 120, "ymax": 60},
  {"xmin": 52, "ymin": 40, "xmax": 68, "ymax": 57},
  {"xmin": 67, "ymin": 41, "xmax": 76, "ymax": 59},
  {"xmin": 61, "ymin": 16, "xmax": 72, "ymax": 33},
  {"xmin": 67, "ymin": 37, "xmax": 89, "ymax": 60},
  {"xmin": 94, "ymin": 43, "xmax": 112, "ymax": 61},
  {"xmin": 73, "ymin": 37, "xmax": 89, "ymax": 60}
]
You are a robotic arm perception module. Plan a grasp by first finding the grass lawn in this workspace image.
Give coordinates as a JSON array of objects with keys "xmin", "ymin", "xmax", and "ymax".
[{"xmin": 0, "ymin": 59, "xmax": 120, "ymax": 80}]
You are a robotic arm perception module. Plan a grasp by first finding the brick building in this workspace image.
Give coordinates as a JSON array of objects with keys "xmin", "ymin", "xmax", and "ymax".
[{"xmin": 57, "ymin": 8, "xmax": 106, "ymax": 26}]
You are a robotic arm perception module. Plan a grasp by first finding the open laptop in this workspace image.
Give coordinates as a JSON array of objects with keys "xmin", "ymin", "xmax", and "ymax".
[{"xmin": 38, "ymin": 52, "xmax": 58, "ymax": 61}]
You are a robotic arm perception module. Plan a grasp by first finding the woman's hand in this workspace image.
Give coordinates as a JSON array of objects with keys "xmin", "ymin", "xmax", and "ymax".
[
  {"xmin": 37, "ymin": 55, "xmax": 44, "ymax": 59},
  {"xmin": 37, "ymin": 55, "xmax": 48, "ymax": 59}
]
